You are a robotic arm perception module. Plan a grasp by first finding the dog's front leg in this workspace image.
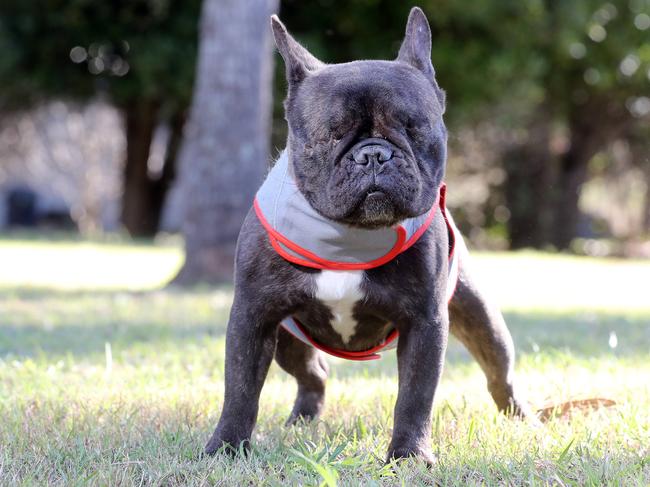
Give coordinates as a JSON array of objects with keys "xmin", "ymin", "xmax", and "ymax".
[
  {"xmin": 387, "ymin": 311, "xmax": 449, "ymax": 465},
  {"xmin": 205, "ymin": 295, "xmax": 277, "ymax": 456}
]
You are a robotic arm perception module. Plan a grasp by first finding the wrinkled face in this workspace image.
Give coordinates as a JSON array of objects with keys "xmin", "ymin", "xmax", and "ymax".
[
  {"xmin": 287, "ymin": 61, "xmax": 447, "ymax": 228},
  {"xmin": 272, "ymin": 8, "xmax": 447, "ymax": 228}
]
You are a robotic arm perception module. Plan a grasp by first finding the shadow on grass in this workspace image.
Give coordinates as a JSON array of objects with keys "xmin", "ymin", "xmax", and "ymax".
[
  {"xmin": 0, "ymin": 285, "xmax": 224, "ymax": 301},
  {"xmin": 0, "ymin": 322, "xmax": 225, "ymax": 360},
  {"xmin": 503, "ymin": 310, "xmax": 650, "ymax": 359},
  {"xmin": 0, "ymin": 286, "xmax": 230, "ymax": 360},
  {"xmin": 1, "ymin": 286, "xmax": 648, "ymax": 366}
]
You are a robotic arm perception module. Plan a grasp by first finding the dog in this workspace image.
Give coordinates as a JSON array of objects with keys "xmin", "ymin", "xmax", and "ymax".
[{"xmin": 205, "ymin": 7, "xmax": 533, "ymax": 464}]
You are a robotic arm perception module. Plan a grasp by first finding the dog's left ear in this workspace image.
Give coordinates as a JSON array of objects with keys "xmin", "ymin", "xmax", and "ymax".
[{"xmin": 397, "ymin": 7, "xmax": 445, "ymax": 109}]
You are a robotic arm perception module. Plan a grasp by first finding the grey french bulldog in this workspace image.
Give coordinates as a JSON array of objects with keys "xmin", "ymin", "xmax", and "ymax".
[{"xmin": 205, "ymin": 7, "xmax": 534, "ymax": 464}]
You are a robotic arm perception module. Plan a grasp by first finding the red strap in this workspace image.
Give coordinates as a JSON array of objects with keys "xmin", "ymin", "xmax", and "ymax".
[
  {"xmin": 289, "ymin": 318, "xmax": 399, "ymax": 361},
  {"xmin": 253, "ymin": 186, "xmax": 443, "ymax": 271},
  {"xmin": 267, "ymin": 183, "xmax": 457, "ymax": 361}
]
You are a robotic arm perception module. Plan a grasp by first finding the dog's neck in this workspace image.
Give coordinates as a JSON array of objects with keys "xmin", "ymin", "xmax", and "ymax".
[{"xmin": 254, "ymin": 150, "xmax": 439, "ymax": 271}]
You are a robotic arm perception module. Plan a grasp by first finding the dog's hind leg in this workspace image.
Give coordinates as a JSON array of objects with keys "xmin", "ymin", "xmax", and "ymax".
[
  {"xmin": 448, "ymin": 244, "xmax": 535, "ymax": 419},
  {"xmin": 275, "ymin": 327, "xmax": 329, "ymax": 425}
]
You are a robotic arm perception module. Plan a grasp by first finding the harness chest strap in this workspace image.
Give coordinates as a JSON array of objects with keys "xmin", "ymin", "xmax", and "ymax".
[
  {"xmin": 276, "ymin": 201, "xmax": 459, "ymax": 361},
  {"xmin": 254, "ymin": 151, "xmax": 460, "ymax": 360}
]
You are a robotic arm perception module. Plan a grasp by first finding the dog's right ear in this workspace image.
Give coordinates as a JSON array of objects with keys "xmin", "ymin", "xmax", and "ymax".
[{"xmin": 271, "ymin": 15, "xmax": 324, "ymax": 86}]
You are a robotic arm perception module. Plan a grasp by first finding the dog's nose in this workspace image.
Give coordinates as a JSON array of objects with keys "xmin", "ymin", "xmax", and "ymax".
[{"xmin": 353, "ymin": 144, "xmax": 393, "ymax": 166}]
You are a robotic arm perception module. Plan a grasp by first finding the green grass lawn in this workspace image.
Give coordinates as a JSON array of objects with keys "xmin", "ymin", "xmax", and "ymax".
[{"xmin": 1, "ymin": 237, "xmax": 649, "ymax": 486}]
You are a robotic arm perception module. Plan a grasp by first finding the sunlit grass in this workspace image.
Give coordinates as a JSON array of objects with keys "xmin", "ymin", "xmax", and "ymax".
[
  {"xmin": 0, "ymin": 236, "xmax": 648, "ymax": 485},
  {"xmin": 0, "ymin": 236, "xmax": 182, "ymax": 290},
  {"xmin": 471, "ymin": 251, "xmax": 650, "ymax": 312}
]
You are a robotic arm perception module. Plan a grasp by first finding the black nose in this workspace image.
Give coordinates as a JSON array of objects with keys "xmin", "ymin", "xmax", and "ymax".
[{"xmin": 353, "ymin": 144, "xmax": 393, "ymax": 165}]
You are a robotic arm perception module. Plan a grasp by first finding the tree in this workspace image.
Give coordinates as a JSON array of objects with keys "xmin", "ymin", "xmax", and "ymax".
[
  {"xmin": 2, "ymin": 0, "xmax": 646, "ymax": 250},
  {"xmin": 498, "ymin": 1, "xmax": 649, "ymax": 249},
  {"xmin": 172, "ymin": 0, "xmax": 279, "ymax": 284},
  {"xmin": 543, "ymin": 1, "xmax": 649, "ymax": 249},
  {"xmin": 0, "ymin": 0, "xmax": 201, "ymax": 236},
  {"xmin": 277, "ymin": 0, "xmax": 543, "ymax": 134}
]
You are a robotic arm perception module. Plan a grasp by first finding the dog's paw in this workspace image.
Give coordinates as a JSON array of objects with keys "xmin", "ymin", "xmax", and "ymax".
[
  {"xmin": 507, "ymin": 398, "xmax": 543, "ymax": 427},
  {"xmin": 285, "ymin": 390, "xmax": 325, "ymax": 426},
  {"xmin": 386, "ymin": 445, "xmax": 436, "ymax": 467},
  {"xmin": 204, "ymin": 434, "xmax": 250, "ymax": 458},
  {"xmin": 285, "ymin": 411, "xmax": 318, "ymax": 426}
]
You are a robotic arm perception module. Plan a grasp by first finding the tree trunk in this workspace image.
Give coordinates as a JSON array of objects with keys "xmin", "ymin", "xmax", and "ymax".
[
  {"xmin": 634, "ymin": 142, "xmax": 650, "ymax": 235},
  {"xmin": 550, "ymin": 141, "xmax": 591, "ymax": 250},
  {"xmin": 642, "ymin": 190, "xmax": 650, "ymax": 237},
  {"xmin": 642, "ymin": 178, "xmax": 650, "ymax": 236},
  {"xmin": 149, "ymin": 110, "xmax": 186, "ymax": 233},
  {"xmin": 504, "ymin": 118, "xmax": 553, "ymax": 249},
  {"xmin": 549, "ymin": 98, "xmax": 632, "ymax": 250},
  {"xmin": 172, "ymin": 0, "xmax": 279, "ymax": 285},
  {"xmin": 121, "ymin": 101, "xmax": 186, "ymax": 238},
  {"xmin": 121, "ymin": 99, "xmax": 159, "ymax": 237}
]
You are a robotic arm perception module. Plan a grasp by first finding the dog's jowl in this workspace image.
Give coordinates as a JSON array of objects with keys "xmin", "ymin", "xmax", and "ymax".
[{"xmin": 205, "ymin": 7, "xmax": 534, "ymax": 464}]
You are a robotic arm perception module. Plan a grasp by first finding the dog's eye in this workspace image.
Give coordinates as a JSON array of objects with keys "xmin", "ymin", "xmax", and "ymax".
[
  {"xmin": 405, "ymin": 120, "xmax": 429, "ymax": 138},
  {"xmin": 328, "ymin": 121, "xmax": 351, "ymax": 139},
  {"xmin": 406, "ymin": 118, "xmax": 428, "ymax": 131}
]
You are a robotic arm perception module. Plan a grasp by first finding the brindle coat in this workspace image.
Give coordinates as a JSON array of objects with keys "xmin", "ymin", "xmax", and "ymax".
[{"xmin": 205, "ymin": 7, "xmax": 534, "ymax": 464}]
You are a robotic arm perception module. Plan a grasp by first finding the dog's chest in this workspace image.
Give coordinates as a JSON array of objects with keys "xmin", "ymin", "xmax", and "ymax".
[{"xmin": 313, "ymin": 270, "xmax": 364, "ymax": 344}]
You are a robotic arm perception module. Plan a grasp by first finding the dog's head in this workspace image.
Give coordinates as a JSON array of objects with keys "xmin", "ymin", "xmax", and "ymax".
[{"xmin": 272, "ymin": 7, "xmax": 447, "ymax": 229}]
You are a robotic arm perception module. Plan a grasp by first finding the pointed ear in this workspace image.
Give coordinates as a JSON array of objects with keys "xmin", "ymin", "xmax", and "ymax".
[
  {"xmin": 397, "ymin": 7, "xmax": 434, "ymax": 78},
  {"xmin": 397, "ymin": 7, "xmax": 445, "ymax": 110},
  {"xmin": 271, "ymin": 15, "xmax": 324, "ymax": 86}
]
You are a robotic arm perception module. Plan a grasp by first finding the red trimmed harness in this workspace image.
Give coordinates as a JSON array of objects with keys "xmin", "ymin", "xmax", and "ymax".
[{"xmin": 255, "ymin": 184, "xmax": 459, "ymax": 360}]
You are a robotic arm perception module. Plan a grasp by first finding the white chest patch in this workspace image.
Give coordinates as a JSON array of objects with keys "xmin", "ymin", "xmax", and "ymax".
[{"xmin": 314, "ymin": 270, "xmax": 364, "ymax": 344}]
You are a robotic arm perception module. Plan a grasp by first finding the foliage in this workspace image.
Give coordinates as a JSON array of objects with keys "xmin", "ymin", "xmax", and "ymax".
[
  {"xmin": 0, "ymin": 0, "xmax": 200, "ymax": 113},
  {"xmin": 277, "ymin": 0, "xmax": 534, "ymax": 131},
  {"xmin": 546, "ymin": 0, "xmax": 650, "ymax": 114},
  {"xmin": 0, "ymin": 0, "xmax": 202, "ymax": 237},
  {"xmin": 1, "ymin": 0, "xmax": 648, "ymax": 245},
  {"xmin": 278, "ymin": 0, "xmax": 649, "ymax": 128}
]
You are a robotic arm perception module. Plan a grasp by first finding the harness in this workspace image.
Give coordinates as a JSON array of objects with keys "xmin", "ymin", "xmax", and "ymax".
[{"xmin": 254, "ymin": 151, "xmax": 460, "ymax": 360}]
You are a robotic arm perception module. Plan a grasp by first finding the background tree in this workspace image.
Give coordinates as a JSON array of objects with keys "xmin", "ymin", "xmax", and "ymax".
[
  {"xmin": 503, "ymin": 1, "xmax": 650, "ymax": 249},
  {"xmin": 0, "ymin": 0, "xmax": 200, "ymax": 236},
  {"xmin": 172, "ymin": 0, "xmax": 279, "ymax": 284},
  {"xmin": 1, "ymin": 0, "xmax": 648, "ymax": 273}
]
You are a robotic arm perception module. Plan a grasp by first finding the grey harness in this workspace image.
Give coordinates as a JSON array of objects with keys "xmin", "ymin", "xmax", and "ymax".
[{"xmin": 254, "ymin": 151, "xmax": 460, "ymax": 360}]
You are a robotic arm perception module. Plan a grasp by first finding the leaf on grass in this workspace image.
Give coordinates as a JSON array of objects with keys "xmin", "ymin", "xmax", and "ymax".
[
  {"xmin": 327, "ymin": 442, "xmax": 348, "ymax": 462},
  {"xmin": 557, "ymin": 437, "xmax": 575, "ymax": 463},
  {"xmin": 537, "ymin": 398, "xmax": 617, "ymax": 422},
  {"xmin": 356, "ymin": 416, "xmax": 367, "ymax": 439},
  {"xmin": 288, "ymin": 448, "xmax": 338, "ymax": 487}
]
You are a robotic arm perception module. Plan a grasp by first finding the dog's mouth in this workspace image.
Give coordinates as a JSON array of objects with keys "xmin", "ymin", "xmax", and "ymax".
[
  {"xmin": 364, "ymin": 186, "xmax": 387, "ymax": 199},
  {"xmin": 310, "ymin": 136, "xmax": 426, "ymax": 227},
  {"xmin": 340, "ymin": 187, "xmax": 399, "ymax": 228}
]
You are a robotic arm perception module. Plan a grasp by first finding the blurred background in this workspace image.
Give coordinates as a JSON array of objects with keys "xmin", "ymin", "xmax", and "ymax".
[
  {"xmin": 0, "ymin": 0, "xmax": 648, "ymax": 283},
  {"xmin": 1, "ymin": 3, "xmax": 650, "ymax": 482}
]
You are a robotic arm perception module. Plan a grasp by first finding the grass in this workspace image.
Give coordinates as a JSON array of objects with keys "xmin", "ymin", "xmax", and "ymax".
[{"xmin": 0, "ymin": 236, "xmax": 649, "ymax": 485}]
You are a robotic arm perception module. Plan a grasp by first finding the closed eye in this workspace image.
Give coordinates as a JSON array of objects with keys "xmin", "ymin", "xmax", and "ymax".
[
  {"xmin": 406, "ymin": 116, "xmax": 430, "ymax": 129},
  {"xmin": 330, "ymin": 122, "xmax": 354, "ymax": 140}
]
